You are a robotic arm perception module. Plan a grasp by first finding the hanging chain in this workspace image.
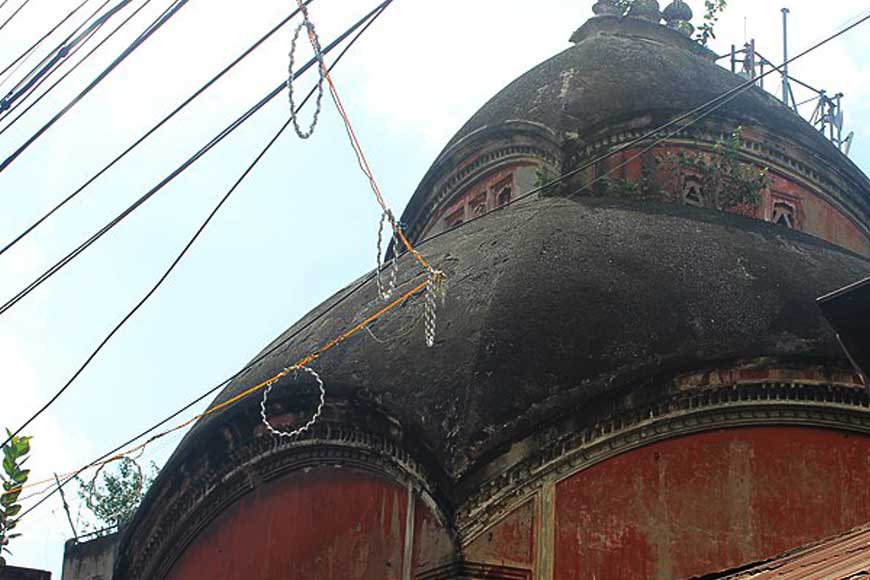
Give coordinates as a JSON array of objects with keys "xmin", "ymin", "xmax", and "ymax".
[
  {"xmin": 376, "ymin": 210, "xmax": 401, "ymax": 301},
  {"xmin": 424, "ymin": 270, "xmax": 447, "ymax": 348},
  {"xmin": 260, "ymin": 365, "xmax": 326, "ymax": 438},
  {"xmin": 287, "ymin": 2, "xmax": 325, "ymax": 138}
]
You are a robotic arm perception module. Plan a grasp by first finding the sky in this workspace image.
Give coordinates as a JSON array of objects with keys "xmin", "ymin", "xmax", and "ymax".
[{"xmin": 0, "ymin": 0, "xmax": 869, "ymax": 576}]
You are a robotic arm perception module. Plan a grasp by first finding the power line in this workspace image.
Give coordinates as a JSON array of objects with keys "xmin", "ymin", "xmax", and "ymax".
[
  {"xmin": 0, "ymin": 0, "xmax": 93, "ymax": 80},
  {"xmin": 0, "ymin": 0, "xmax": 133, "ymax": 114},
  {"xmin": 17, "ymin": 0, "xmax": 395, "ymax": 515},
  {"xmin": 0, "ymin": 0, "xmax": 109, "ymax": 109},
  {"xmin": 0, "ymin": 1, "xmax": 385, "ymax": 320},
  {"xmin": 3, "ymin": 0, "xmax": 392, "ymax": 453},
  {"xmin": 0, "ymin": 0, "xmax": 34, "ymax": 34},
  {"xmin": 0, "ymin": 0, "xmax": 189, "ymax": 174},
  {"xmin": 21, "ymin": 0, "xmax": 868, "ymax": 526},
  {"xmin": 0, "ymin": 0, "xmax": 313, "ymax": 256},
  {"xmin": 0, "ymin": 0, "xmax": 157, "ymax": 135}
]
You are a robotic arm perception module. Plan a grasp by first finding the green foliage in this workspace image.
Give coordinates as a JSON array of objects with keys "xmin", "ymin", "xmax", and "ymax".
[
  {"xmin": 609, "ymin": 0, "xmax": 729, "ymax": 46},
  {"xmin": 666, "ymin": 127, "xmax": 768, "ymax": 211},
  {"xmin": 695, "ymin": 0, "xmax": 728, "ymax": 46},
  {"xmin": 1, "ymin": 430, "xmax": 32, "ymax": 566},
  {"xmin": 77, "ymin": 458, "xmax": 157, "ymax": 535},
  {"xmin": 534, "ymin": 166, "xmax": 561, "ymax": 197}
]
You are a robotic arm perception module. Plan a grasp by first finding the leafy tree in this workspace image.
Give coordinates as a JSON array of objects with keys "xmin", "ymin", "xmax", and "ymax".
[
  {"xmin": 1, "ymin": 430, "xmax": 32, "ymax": 566},
  {"xmin": 77, "ymin": 458, "xmax": 157, "ymax": 534}
]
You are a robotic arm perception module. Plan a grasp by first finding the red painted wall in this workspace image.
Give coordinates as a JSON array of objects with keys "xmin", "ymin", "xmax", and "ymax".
[
  {"xmin": 554, "ymin": 427, "xmax": 870, "ymax": 580},
  {"xmin": 165, "ymin": 468, "xmax": 421, "ymax": 580},
  {"xmin": 466, "ymin": 498, "xmax": 536, "ymax": 569}
]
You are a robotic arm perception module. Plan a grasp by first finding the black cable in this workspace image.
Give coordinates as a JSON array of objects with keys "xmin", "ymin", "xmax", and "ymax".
[
  {"xmin": 0, "ymin": 0, "xmax": 110, "ymax": 114},
  {"xmin": 0, "ymin": 0, "xmax": 314, "ymax": 257},
  {"xmin": 0, "ymin": 0, "xmax": 387, "ymax": 320},
  {"xmin": 0, "ymin": 0, "xmax": 34, "ymax": 34},
  {"xmin": 0, "ymin": 0, "xmax": 189, "ymax": 174},
  {"xmin": 0, "ymin": 0, "xmax": 131, "ymax": 114},
  {"xmin": 0, "ymin": 0, "xmax": 157, "ymax": 134},
  {"xmin": 0, "ymin": 0, "xmax": 92, "ymax": 80},
  {"xmin": 18, "ymin": 0, "xmax": 394, "ymax": 520}
]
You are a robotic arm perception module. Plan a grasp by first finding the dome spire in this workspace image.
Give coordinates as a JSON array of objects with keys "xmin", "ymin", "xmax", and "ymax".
[
  {"xmin": 663, "ymin": 0, "xmax": 694, "ymax": 36},
  {"xmin": 592, "ymin": 0, "xmax": 621, "ymax": 16},
  {"xmin": 627, "ymin": 0, "xmax": 662, "ymax": 23}
]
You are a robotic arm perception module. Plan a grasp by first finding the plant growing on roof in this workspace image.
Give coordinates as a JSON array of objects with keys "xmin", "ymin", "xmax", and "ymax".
[
  {"xmin": 611, "ymin": 0, "xmax": 728, "ymax": 46},
  {"xmin": 661, "ymin": 127, "xmax": 768, "ymax": 213},
  {"xmin": 77, "ymin": 458, "xmax": 157, "ymax": 536},
  {"xmin": 1, "ymin": 429, "xmax": 32, "ymax": 566},
  {"xmin": 695, "ymin": 0, "xmax": 728, "ymax": 46}
]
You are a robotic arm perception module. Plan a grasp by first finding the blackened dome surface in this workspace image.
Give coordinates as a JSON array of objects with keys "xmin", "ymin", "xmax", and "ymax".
[
  {"xmin": 186, "ymin": 196, "xmax": 870, "ymax": 480},
  {"xmin": 425, "ymin": 17, "xmax": 870, "ymax": 206}
]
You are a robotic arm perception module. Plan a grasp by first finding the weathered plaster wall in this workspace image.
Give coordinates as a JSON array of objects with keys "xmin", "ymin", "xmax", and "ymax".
[
  {"xmin": 163, "ymin": 467, "xmax": 452, "ymax": 580},
  {"xmin": 552, "ymin": 427, "xmax": 870, "ymax": 580},
  {"xmin": 62, "ymin": 531, "xmax": 122, "ymax": 580}
]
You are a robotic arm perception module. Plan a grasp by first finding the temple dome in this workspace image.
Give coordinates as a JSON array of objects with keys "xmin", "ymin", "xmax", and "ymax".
[
  {"xmin": 400, "ymin": 15, "xmax": 870, "ymax": 239},
  {"xmin": 156, "ymin": 12, "xmax": 870, "ymax": 487},
  {"xmin": 180, "ymin": 197, "xmax": 869, "ymax": 481},
  {"xmin": 115, "ymin": 13, "xmax": 870, "ymax": 579}
]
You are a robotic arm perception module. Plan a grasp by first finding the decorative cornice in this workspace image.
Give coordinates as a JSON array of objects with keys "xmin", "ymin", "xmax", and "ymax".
[
  {"xmin": 563, "ymin": 124, "xmax": 870, "ymax": 240},
  {"xmin": 408, "ymin": 143, "xmax": 561, "ymax": 245},
  {"xmin": 126, "ymin": 423, "xmax": 440, "ymax": 580},
  {"xmin": 456, "ymin": 381, "xmax": 870, "ymax": 540},
  {"xmin": 416, "ymin": 561, "xmax": 532, "ymax": 580}
]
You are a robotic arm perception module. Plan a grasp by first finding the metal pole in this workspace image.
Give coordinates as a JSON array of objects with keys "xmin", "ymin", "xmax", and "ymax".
[{"xmin": 782, "ymin": 7, "xmax": 791, "ymax": 107}]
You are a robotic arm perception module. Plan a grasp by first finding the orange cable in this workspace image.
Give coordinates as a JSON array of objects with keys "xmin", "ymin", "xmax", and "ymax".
[{"xmin": 6, "ymin": 278, "xmax": 429, "ymax": 498}]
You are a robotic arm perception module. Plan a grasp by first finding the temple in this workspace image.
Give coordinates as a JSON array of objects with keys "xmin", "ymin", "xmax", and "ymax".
[{"xmin": 111, "ymin": 1, "xmax": 870, "ymax": 578}]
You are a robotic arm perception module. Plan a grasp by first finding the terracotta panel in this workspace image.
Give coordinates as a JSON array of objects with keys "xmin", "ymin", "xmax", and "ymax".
[{"xmin": 554, "ymin": 427, "xmax": 870, "ymax": 580}]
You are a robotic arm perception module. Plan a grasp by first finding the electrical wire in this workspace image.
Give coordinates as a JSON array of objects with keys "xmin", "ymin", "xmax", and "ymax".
[
  {"xmin": 0, "ymin": 1, "xmax": 389, "ymax": 322},
  {"xmin": 2, "ymin": 0, "xmax": 392, "ymax": 454},
  {"xmin": 0, "ymin": 0, "xmax": 125, "ymax": 115},
  {"xmin": 16, "ymin": 0, "xmax": 869, "ymax": 525},
  {"xmin": 0, "ymin": 0, "xmax": 92, "ymax": 79},
  {"xmin": 0, "ymin": 0, "xmax": 153, "ymax": 131},
  {"xmin": 0, "ymin": 0, "xmax": 314, "ymax": 256},
  {"xmin": 0, "ymin": 0, "xmax": 34, "ymax": 34},
  {"xmin": 14, "ymin": 2, "xmax": 396, "ymax": 519},
  {"xmin": 0, "ymin": 0, "xmax": 109, "ymax": 110},
  {"xmin": 0, "ymin": 0, "xmax": 189, "ymax": 174}
]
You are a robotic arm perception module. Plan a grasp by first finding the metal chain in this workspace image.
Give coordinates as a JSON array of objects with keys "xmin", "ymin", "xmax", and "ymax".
[
  {"xmin": 287, "ymin": 2, "xmax": 325, "ymax": 138},
  {"xmin": 424, "ymin": 270, "xmax": 447, "ymax": 348},
  {"xmin": 376, "ymin": 210, "xmax": 400, "ymax": 301},
  {"xmin": 260, "ymin": 365, "xmax": 326, "ymax": 438}
]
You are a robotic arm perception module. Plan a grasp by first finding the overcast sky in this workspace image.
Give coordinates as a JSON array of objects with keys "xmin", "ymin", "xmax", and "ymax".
[{"xmin": 1, "ymin": 0, "xmax": 869, "ymax": 575}]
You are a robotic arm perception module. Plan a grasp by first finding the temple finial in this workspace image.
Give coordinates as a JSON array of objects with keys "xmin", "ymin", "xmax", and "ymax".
[
  {"xmin": 592, "ymin": 0, "xmax": 621, "ymax": 17},
  {"xmin": 627, "ymin": 0, "xmax": 662, "ymax": 23},
  {"xmin": 663, "ymin": 0, "xmax": 694, "ymax": 36}
]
